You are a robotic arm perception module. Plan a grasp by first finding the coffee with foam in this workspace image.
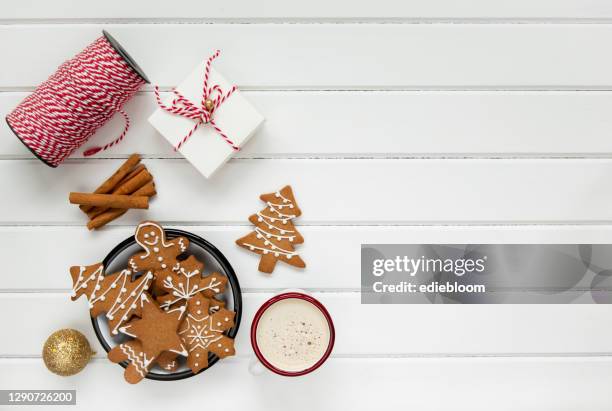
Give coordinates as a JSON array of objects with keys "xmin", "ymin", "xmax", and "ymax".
[{"xmin": 255, "ymin": 298, "xmax": 331, "ymax": 372}]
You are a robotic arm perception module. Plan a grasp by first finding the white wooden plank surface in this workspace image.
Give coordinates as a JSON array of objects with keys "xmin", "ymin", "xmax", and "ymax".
[
  {"xmin": 6, "ymin": 91, "xmax": 612, "ymax": 157},
  {"xmin": 3, "ymin": 292, "xmax": 611, "ymax": 356},
  {"xmin": 5, "ymin": 225, "xmax": 612, "ymax": 290},
  {"xmin": 3, "ymin": 159, "xmax": 612, "ymax": 224},
  {"xmin": 4, "ymin": 24, "xmax": 612, "ymax": 88},
  {"xmin": 3, "ymin": 1, "xmax": 612, "ymax": 408},
  {"xmin": 1, "ymin": 358, "xmax": 611, "ymax": 411},
  {"xmin": 3, "ymin": 0, "xmax": 612, "ymax": 20}
]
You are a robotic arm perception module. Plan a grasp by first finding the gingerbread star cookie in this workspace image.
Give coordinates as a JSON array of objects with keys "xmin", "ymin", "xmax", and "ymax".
[
  {"xmin": 70, "ymin": 262, "xmax": 153, "ymax": 335},
  {"xmin": 119, "ymin": 297, "xmax": 188, "ymax": 357},
  {"xmin": 109, "ymin": 297, "xmax": 188, "ymax": 383},
  {"xmin": 179, "ymin": 293, "xmax": 236, "ymax": 373},
  {"xmin": 128, "ymin": 221, "xmax": 189, "ymax": 289},
  {"xmin": 157, "ymin": 255, "xmax": 228, "ymax": 310}
]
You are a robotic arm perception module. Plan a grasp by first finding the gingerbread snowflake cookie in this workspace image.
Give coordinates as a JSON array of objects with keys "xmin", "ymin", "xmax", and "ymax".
[
  {"xmin": 236, "ymin": 185, "xmax": 306, "ymax": 273},
  {"xmin": 151, "ymin": 294, "xmax": 235, "ymax": 374},
  {"xmin": 179, "ymin": 293, "xmax": 236, "ymax": 373},
  {"xmin": 128, "ymin": 221, "xmax": 189, "ymax": 289},
  {"xmin": 157, "ymin": 255, "xmax": 228, "ymax": 310}
]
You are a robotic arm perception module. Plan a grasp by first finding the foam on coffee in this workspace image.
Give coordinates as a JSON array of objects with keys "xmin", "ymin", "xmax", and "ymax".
[{"xmin": 255, "ymin": 297, "xmax": 331, "ymax": 372}]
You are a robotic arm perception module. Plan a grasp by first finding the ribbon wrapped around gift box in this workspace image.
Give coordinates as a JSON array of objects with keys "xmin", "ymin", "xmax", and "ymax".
[{"xmin": 149, "ymin": 51, "xmax": 264, "ymax": 179}]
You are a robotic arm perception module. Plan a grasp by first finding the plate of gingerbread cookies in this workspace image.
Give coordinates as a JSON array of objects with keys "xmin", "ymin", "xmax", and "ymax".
[{"xmin": 70, "ymin": 220, "xmax": 241, "ymax": 383}]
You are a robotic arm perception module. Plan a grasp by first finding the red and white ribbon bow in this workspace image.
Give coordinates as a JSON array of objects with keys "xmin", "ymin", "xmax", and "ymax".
[{"xmin": 154, "ymin": 50, "xmax": 239, "ymax": 151}]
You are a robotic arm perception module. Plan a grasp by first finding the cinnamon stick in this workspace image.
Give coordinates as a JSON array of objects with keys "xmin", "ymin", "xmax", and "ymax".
[
  {"xmin": 116, "ymin": 164, "xmax": 146, "ymax": 187},
  {"xmin": 70, "ymin": 193, "xmax": 149, "ymax": 209},
  {"xmin": 87, "ymin": 209, "xmax": 128, "ymax": 231},
  {"xmin": 87, "ymin": 183, "xmax": 157, "ymax": 230},
  {"xmin": 87, "ymin": 169, "xmax": 153, "ymax": 218},
  {"xmin": 132, "ymin": 182, "xmax": 156, "ymax": 198},
  {"xmin": 83, "ymin": 164, "xmax": 146, "ymax": 213},
  {"xmin": 92, "ymin": 154, "xmax": 140, "ymax": 194},
  {"xmin": 79, "ymin": 154, "xmax": 140, "ymax": 213}
]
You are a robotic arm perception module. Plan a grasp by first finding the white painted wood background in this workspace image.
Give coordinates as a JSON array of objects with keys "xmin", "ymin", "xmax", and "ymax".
[{"xmin": 1, "ymin": 1, "xmax": 612, "ymax": 409}]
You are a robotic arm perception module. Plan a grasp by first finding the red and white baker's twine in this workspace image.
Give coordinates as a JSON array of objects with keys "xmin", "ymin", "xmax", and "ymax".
[
  {"xmin": 5, "ymin": 36, "xmax": 145, "ymax": 167},
  {"xmin": 154, "ymin": 50, "xmax": 239, "ymax": 151}
]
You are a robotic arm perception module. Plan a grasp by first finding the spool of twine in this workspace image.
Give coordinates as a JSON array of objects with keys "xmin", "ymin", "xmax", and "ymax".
[{"xmin": 5, "ymin": 31, "xmax": 149, "ymax": 167}]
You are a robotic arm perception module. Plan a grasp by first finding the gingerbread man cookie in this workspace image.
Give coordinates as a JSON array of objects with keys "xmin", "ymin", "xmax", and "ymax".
[
  {"xmin": 128, "ymin": 221, "xmax": 189, "ymax": 289},
  {"xmin": 157, "ymin": 255, "xmax": 228, "ymax": 310},
  {"xmin": 70, "ymin": 263, "xmax": 153, "ymax": 335}
]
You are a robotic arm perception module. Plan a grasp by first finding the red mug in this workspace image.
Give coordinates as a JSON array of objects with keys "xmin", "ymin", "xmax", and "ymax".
[{"xmin": 250, "ymin": 292, "xmax": 335, "ymax": 377}]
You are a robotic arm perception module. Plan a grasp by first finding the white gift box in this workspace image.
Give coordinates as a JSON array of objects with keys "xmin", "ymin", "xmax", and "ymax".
[{"xmin": 149, "ymin": 63, "xmax": 264, "ymax": 178}]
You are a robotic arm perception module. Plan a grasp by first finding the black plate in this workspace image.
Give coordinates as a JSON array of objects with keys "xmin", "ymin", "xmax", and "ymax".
[{"xmin": 92, "ymin": 229, "xmax": 242, "ymax": 381}]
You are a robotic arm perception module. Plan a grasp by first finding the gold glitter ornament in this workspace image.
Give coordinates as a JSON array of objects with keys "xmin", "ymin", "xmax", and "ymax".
[{"xmin": 43, "ymin": 329, "xmax": 95, "ymax": 376}]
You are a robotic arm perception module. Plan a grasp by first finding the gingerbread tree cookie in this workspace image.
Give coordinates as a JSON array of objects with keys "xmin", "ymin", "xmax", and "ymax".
[
  {"xmin": 128, "ymin": 221, "xmax": 189, "ymax": 289},
  {"xmin": 70, "ymin": 263, "xmax": 153, "ymax": 335},
  {"xmin": 157, "ymin": 255, "xmax": 228, "ymax": 310},
  {"xmin": 179, "ymin": 293, "xmax": 236, "ymax": 373},
  {"xmin": 236, "ymin": 185, "xmax": 306, "ymax": 273}
]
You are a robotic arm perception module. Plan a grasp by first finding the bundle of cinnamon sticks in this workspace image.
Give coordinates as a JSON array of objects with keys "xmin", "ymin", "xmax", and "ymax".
[{"xmin": 69, "ymin": 154, "xmax": 157, "ymax": 230}]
